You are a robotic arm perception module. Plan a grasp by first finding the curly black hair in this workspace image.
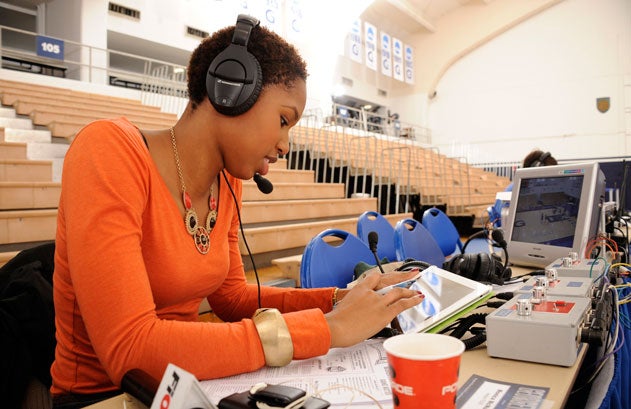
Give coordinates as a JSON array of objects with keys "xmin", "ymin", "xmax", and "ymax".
[{"xmin": 187, "ymin": 21, "xmax": 308, "ymax": 110}]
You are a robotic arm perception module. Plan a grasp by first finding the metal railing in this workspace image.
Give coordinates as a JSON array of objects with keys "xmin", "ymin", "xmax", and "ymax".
[
  {"xmin": 288, "ymin": 107, "xmax": 457, "ymax": 216},
  {"xmin": 471, "ymin": 156, "xmax": 631, "ymax": 182},
  {"xmin": 0, "ymin": 25, "xmax": 189, "ymax": 115},
  {"xmin": 330, "ymin": 102, "xmax": 432, "ymax": 145}
]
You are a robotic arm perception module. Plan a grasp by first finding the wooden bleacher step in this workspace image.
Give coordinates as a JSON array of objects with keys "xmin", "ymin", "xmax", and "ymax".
[
  {"xmin": 0, "ymin": 209, "xmax": 57, "ymax": 245},
  {"xmin": 13, "ymin": 99, "xmax": 174, "ymax": 121},
  {"xmin": 0, "ymin": 250, "xmax": 19, "ymax": 268},
  {"xmin": 0, "ymin": 181, "xmax": 61, "ymax": 209},
  {"xmin": 242, "ymin": 181, "xmax": 345, "ymax": 201},
  {"xmin": 0, "ymin": 106, "xmax": 16, "ymax": 118},
  {"xmin": 22, "ymin": 107, "xmax": 175, "ymax": 129},
  {"xmin": 238, "ymin": 216, "xmax": 369, "ymax": 255},
  {"xmin": 0, "ymin": 116, "xmax": 33, "ymax": 130},
  {"xmin": 263, "ymin": 168, "xmax": 314, "ymax": 184},
  {"xmin": 1, "ymin": 126, "xmax": 52, "ymax": 143},
  {"xmin": 0, "ymin": 159, "xmax": 53, "ymax": 182},
  {"xmin": 0, "ymin": 141, "xmax": 27, "ymax": 160},
  {"xmin": 239, "ymin": 210, "xmax": 412, "ymax": 255},
  {"xmin": 241, "ymin": 197, "xmax": 377, "ymax": 225},
  {"xmin": 0, "ymin": 79, "xmax": 149, "ymax": 107},
  {"xmin": 48, "ymin": 119, "xmax": 171, "ymax": 140},
  {"xmin": 30, "ymin": 110, "xmax": 174, "ymax": 128}
]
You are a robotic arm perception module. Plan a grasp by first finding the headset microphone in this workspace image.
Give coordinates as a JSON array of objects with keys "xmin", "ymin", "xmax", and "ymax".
[
  {"xmin": 367, "ymin": 231, "xmax": 386, "ymax": 274},
  {"xmin": 253, "ymin": 173, "xmax": 274, "ymax": 194}
]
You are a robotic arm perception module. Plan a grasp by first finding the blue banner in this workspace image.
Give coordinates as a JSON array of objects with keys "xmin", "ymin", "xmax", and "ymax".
[{"xmin": 36, "ymin": 35, "xmax": 64, "ymax": 61}]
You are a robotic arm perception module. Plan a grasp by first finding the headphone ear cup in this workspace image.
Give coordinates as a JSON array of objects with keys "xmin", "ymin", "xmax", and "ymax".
[
  {"xmin": 475, "ymin": 254, "xmax": 491, "ymax": 282},
  {"xmin": 444, "ymin": 252, "xmax": 510, "ymax": 285},
  {"xmin": 442, "ymin": 256, "xmax": 460, "ymax": 275},
  {"xmin": 484, "ymin": 253, "xmax": 510, "ymax": 285},
  {"xmin": 206, "ymin": 48, "xmax": 262, "ymax": 116},
  {"xmin": 232, "ymin": 56, "xmax": 262, "ymax": 115},
  {"xmin": 459, "ymin": 254, "xmax": 478, "ymax": 280},
  {"xmin": 443, "ymin": 254, "xmax": 475, "ymax": 280}
]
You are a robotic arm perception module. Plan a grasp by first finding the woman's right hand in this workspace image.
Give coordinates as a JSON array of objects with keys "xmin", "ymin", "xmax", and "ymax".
[{"xmin": 324, "ymin": 270, "xmax": 423, "ymax": 348}]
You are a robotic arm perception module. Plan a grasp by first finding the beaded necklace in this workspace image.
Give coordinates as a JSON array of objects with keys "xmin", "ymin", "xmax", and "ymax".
[{"xmin": 170, "ymin": 127, "xmax": 217, "ymax": 254}]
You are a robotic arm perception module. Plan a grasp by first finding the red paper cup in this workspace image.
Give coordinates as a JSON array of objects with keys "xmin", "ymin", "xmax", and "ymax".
[{"xmin": 383, "ymin": 333, "xmax": 465, "ymax": 409}]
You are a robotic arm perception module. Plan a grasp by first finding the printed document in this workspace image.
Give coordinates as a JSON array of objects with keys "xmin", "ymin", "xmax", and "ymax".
[{"xmin": 200, "ymin": 339, "xmax": 393, "ymax": 407}]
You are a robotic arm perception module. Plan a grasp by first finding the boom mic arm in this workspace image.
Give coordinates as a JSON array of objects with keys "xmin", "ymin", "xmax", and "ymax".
[{"xmin": 368, "ymin": 231, "xmax": 386, "ymax": 274}]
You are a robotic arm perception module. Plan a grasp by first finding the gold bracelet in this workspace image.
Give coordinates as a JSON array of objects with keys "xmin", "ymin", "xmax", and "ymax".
[
  {"xmin": 332, "ymin": 287, "xmax": 340, "ymax": 307},
  {"xmin": 252, "ymin": 308, "xmax": 293, "ymax": 367}
]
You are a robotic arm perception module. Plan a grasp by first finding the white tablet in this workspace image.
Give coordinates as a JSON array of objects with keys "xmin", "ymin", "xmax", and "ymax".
[{"xmin": 393, "ymin": 265, "xmax": 493, "ymax": 334}]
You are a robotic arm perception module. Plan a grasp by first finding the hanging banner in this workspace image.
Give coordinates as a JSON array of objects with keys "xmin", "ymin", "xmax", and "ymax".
[
  {"xmin": 404, "ymin": 43, "xmax": 414, "ymax": 84},
  {"xmin": 349, "ymin": 18, "xmax": 362, "ymax": 63},
  {"xmin": 392, "ymin": 36, "xmax": 403, "ymax": 81},
  {"xmin": 286, "ymin": 0, "xmax": 303, "ymax": 42},
  {"xmin": 364, "ymin": 22, "xmax": 377, "ymax": 71},
  {"xmin": 381, "ymin": 31, "xmax": 392, "ymax": 77},
  {"xmin": 263, "ymin": 0, "xmax": 282, "ymax": 35}
]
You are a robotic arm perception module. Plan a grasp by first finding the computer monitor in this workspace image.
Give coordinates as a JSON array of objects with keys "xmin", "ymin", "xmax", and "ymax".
[{"xmin": 504, "ymin": 162, "xmax": 606, "ymax": 268}]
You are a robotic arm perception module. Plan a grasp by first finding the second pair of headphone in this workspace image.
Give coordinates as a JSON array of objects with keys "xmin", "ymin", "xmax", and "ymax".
[
  {"xmin": 531, "ymin": 151, "xmax": 551, "ymax": 167},
  {"xmin": 206, "ymin": 14, "xmax": 262, "ymax": 116},
  {"xmin": 442, "ymin": 229, "xmax": 512, "ymax": 285}
]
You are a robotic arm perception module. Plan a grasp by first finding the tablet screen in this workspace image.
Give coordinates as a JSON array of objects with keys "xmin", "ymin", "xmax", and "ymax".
[{"xmin": 395, "ymin": 265, "xmax": 492, "ymax": 333}]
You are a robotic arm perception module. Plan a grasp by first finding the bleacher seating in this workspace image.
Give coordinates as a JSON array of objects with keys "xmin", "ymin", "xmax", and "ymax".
[
  {"xmin": 0, "ymin": 79, "xmax": 176, "ymax": 139},
  {"xmin": 0, "ymin": 78, "xmax": 510, "ymax": 269},
  {"xmin": 0, "ymin": 79, "xmax": 412, "ymax": 269},
  {"xmin": 288, "ymin": 124, "xmax": 510, "ymax": 224}
]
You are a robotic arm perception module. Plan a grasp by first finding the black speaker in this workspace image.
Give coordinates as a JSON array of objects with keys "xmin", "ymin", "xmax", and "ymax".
[
  {"xmin": 443, "ymin": 252, "xmax": 511, "ymax": 285},
  {"xmin": 206, "ymin": 14, "xmax": 262, "ymax": 116}
]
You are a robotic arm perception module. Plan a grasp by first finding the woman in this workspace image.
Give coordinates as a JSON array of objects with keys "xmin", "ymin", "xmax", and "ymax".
[{"xmin": 50, "ymin": 16, "xmax": 422, "ymax": 408}]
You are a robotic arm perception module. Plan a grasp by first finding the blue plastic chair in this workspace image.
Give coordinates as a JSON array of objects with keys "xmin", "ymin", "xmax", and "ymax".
[
  {"xmin": 422, "ymin": 207, "xmax": 464, "ymax": 258},
  {"xmin": 356, "ymin": 211, "xmax": 397, "ymax": 262},
  {"xmin": 300, "ymin": 229, "xmax": 376, "ymax": 288},
  {"xmin": 393, "ymin": 218, "xmax": 445, "ymax": 267}
]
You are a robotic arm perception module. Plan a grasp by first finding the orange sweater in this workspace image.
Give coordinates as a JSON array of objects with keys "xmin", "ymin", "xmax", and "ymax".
[{"xmin": 51, "ymin": 118, "xmax": 333, "ymax": 395}]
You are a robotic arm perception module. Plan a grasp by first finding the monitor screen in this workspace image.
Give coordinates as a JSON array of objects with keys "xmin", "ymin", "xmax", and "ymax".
[
  {"xmin": 511, "ymin": 174, "xmax": 583, "ymax": 248},
  {"xmin": 505, "ymin": 162, "xmax": 605, "ymax": 268}
]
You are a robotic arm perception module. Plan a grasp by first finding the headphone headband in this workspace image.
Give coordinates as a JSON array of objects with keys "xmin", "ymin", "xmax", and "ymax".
[
  {"xmin": 233, "ymin": 15, "xmax": 259, "ymax": 46},
  {"xmin": 533, "ymin": 151, "xmax": 551, "ymax": 167}
]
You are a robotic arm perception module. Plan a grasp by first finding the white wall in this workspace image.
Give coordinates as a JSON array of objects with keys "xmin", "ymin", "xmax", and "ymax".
[{"xmin": 428, "ymin": 0, "xmax": 631, "ymax": 163}]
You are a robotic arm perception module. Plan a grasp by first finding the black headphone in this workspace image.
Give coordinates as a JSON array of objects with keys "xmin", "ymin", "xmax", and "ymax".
[
  {"xmin": 442, "ymin": 252, "xmax": 511, "ymax": 285},
  {"xmin": 531, "ymin": 151, "xmax": 551, "ymax": 167},
  {"xmin": 442, "ymin": 229, "xmax": 512, "ymax": 285},
  {"xmin": 206, "ymin": 14, "xmax": 262, "ymax": 116}
]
